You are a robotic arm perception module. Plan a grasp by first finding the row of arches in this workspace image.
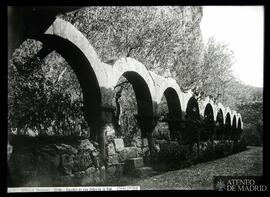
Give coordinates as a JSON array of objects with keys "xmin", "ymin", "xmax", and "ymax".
[{"xmin": 18, "ymin": 18, "xmax": 243, "ymax": 155}]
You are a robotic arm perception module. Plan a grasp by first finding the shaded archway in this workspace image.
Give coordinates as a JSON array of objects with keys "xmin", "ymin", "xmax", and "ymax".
[
  {"xmin": 186, "ymin": 97, "xmax": 200, "ymax": 120},
  {"xmin": 232, "ymin": 115, "xmax": 237, "ymax": 140},
  {"xmin": 185, "ymin": 97, "xmax": 201, "ymax": 159},
  {"xmin": 30, "ymin": 34, "xmax": 102, "ymax": 140},
  {"xmin": 115, "ymin": 71, "xmax": 153, "ymax": 138},
  {"xmin": 215, "ymin": 109, "xmax": 224, "ymax": 140},
  {"xmin": 156, "ymin": 87, "xmax": 182, "ymax": 140},
  {"xmin": 202, "ymin": 103, "xmax": 214, "ymax": 141},
  {"xmin": 238, "ymin": 118, "xmax": 242, "ymax": 130},
  {"xmin": 224, "ymin": 113, "xmax": 231, "ymax": 140}
]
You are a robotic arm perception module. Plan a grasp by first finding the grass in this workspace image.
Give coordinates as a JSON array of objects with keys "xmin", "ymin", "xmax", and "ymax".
[{"xmin": 120, "ymin": 146, "xmax": 263, "ymax": 190}]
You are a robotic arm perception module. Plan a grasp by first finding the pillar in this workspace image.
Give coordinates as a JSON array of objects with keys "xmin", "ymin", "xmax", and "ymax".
[
  {"xmin": 89, "ymin": 106, "xmax": 116, "ymax": 160},
  {"xmin": 134, "ymin": 114, "xmax": 158, "ymax": 160}
]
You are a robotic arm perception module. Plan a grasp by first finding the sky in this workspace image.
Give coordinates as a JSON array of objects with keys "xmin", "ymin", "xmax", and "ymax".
[{"xmin": 200, "ymin": 6, "xmax": 264, "ymax": 88}]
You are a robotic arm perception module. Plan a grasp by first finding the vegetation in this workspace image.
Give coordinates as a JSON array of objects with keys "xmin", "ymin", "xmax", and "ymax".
[{"xmin": 8, "ymin": 7, "xmax": 263, "ymax": 146}]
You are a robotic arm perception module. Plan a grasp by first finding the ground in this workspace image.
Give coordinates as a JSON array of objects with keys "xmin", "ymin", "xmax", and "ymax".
[{"xmin": 111, "ymin": 146, "xmax": 263, "ymax": 190}]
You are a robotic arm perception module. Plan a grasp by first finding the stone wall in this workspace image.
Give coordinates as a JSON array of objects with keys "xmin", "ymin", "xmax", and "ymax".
[
  {"xmin": 8, "ymin": 138, "xmax": 105, "ymax": 187},
  {"xmin": 8, "ymin": 133, "xmax": 245, "ymax": 187},
  {"xmin": 8, "ymin": 136, "xmax": 150, "ymax": 187},
  {"xmin": 105, "ymin": 136, "xmax": 150, "ymax": 177},
  {"xmin": 151, "ymin": 136, "xmax": 246, "ymax": 172}
]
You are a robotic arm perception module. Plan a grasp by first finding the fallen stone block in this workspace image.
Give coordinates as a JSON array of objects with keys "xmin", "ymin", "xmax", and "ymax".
[
  {"xmin": 114, "ymin": 138, "xmax": 125, "ymax": 152},
  {"xmin": 107, "ymin": 142, "xmax": 116, "ymax": 156},
  {"xmin": 118, "ymin": 147, "xmax": 139, "ymax": 161},
  {"xmin": 124, "ymin": 157, "xmax": 144, "ymax": 174}
]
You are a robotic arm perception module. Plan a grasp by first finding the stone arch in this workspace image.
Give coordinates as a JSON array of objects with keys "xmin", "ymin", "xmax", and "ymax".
[
  {"xmin": 120, "ymin": 71, "xmax": 153, "ymax": 118},
  {"xmin": 44, "ymin": 18, "xmax": 110, "ymax": 88},
  {"xmin": 28, "ymin": 34, "xmax": 102, "ymax": 139},
  {"xmin": 237, "ymin": 116, "xmax": 243, "ymax": 130},
  {"xmin": 111, "ymin": 59, "xmax": 154, "ymax": 137},
  {"xmin": 224, "ymin": 112, "xmax": 232, "ymax": 139},
  {"xmin": 201, "ymin": 103, "xmax": 214, "ymax": 141},
  {"xmin": 162, "ymin": 87, "xmax": 182, "ymax": 119},
  {"xmin": 112, "ymin": 58, "xmax": 155, "ymax": 105},
  {"xmin": 232, "ymin": 115, "xmax": 237, "ymax": 129},
  {"xmin": 186, "ymin": 97, "xmax": 200, "ymax": 120},
  {"xmin": 232, "ymin": 115, "xmax": 238, "ymax": 140},
  {"xmin": 225, "ymin": 112, "xmax": 231, "ymax": 127},
  {"xmin": 216, "ymin": 109, "xmax": 224, "ymax": 126},
  {"xmin": 204, "ymin": 103, "xmax": 214, "ymax": 123},
  {"xmin": 158, "ymin": 87, "xmax": 182, "ymax": 140},
  {"xmin": 198, "ymin": 97, "xmax": 215, "ymax": 120},
  {"xmin": 28, "ymin": 18, "xmax": 111, "ymax": 140}
]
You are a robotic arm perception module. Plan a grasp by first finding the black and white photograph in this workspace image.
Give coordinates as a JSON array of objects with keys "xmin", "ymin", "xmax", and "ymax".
[{"xmin": 6, "ymin": 5, "xmax": 267, "ymax": 191}]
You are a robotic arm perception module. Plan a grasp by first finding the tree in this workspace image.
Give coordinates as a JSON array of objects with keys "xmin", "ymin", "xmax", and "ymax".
[
  {"xmin": 60, "ymin": 7, "xmax": 204, "ymax": 78},
  {"xmin": 8, "ymin": 39, "xmax": 89, "ymax": 137},
  {"xmin": 237, "ymin": 101, "xmax": 263, "ymax": 146},
  {"xmin": 197, "ymin": 37, "xmax": 235, "ymax": 102}
]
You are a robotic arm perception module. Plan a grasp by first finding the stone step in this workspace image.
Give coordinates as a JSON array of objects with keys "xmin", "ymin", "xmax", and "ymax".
[
  {"xmin": 124, "ymin": 157, "xmax": 144, "ymax": 174},
  {"xmin": 128, "ymin": 166, "xmax": 159, "ymax": 178},
  {"xmin": 125, "ymin": 157, "xmax": 144, "ymax": 168}
]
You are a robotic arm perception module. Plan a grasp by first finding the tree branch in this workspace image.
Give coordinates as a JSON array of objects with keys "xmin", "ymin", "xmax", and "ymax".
[{"xmin": 114, "ymin": 80, "xmax": 129, "ymax": 89}]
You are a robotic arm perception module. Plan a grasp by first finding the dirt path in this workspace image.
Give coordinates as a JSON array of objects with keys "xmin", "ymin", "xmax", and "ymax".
[{"xmin": 131, "ymin": 146, "xmax": 263, "ymax": 190}]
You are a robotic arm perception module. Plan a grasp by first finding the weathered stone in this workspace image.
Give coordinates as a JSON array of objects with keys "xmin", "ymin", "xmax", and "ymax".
[
  {"xmin": 85, "ymin": 166, "xmax": 96, "ymax": 175},
  {"xmin": 74, "ymin": 151, "xmax": 92, "ymax": 172},
  {"xmin": 142, "ymin": 138, "xmax": 149, "ymax": 147},
  {"xmin": 107, "ymin": 143, "xmax": 116, "ymax": 156},
  {"xmin": 142, "ymin": 147, "xmax": 149, "ymax": 154},
  {"xmin": 108, "ymin": 154, "xmax": 119, "ymax": 165},
  {"xmin": 104, "ymin": 124, "xmax": 115, "ymax": 136},
  {"xmin": 118, "ymin": 147, "xmax": 139, "ymax": 162},
  {"xmin": 59, "ymin": 154, "xmax": 75, "ymax": 175},
  {"xmin": 114, "ymin": 138, "xmax": 125, "ymax": 152},
  {"xmin": 131, "ymin": 137, "xmax": 142, "ymax": 147},
  {"xmin": 78, "ymin": 139, "xmax": 95, "ymax": 152},
  {"xmin": 124, "ymin": 158, "xmax": 144, "ymax": 174},
  {"xmin": 126, "ymin": 147, "xmax": 139, "ymax": 158},
  {"xmin": 54, "ymin": 144, "xmax": 78, "ymax": 155}
]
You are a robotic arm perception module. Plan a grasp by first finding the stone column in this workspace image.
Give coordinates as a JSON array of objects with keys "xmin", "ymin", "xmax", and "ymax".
[
  {"xmin": 93, "ymin": 106, "xmax": 116, "ymax": 160},
  {"xmin": 134, "ymin": 114, "xmax": 158, "ymax": 160}
]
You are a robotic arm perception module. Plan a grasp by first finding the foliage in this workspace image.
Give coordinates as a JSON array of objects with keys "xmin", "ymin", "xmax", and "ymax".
[
  {"xmin": 237, "ymin": 101, "xmax": 263, "ymax": 145},
  {"xmin": 198, "ymin": 37, "xmax": 235, "ymax": 102},
  {"xmin": 8, "ymin": 39, "xmax": 89, "ymax": 137},
  {"xmin": 61, "ymin": 7, "xmax": 204, "ymax": 89}
]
